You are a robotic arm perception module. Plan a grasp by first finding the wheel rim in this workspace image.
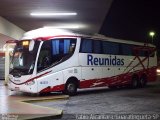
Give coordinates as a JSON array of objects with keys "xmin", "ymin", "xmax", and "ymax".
[
  {"xmin": 67, "ymin": 83, "xmax": 76, "ymax": 93},
  {"xmin": 140, "ymin": 78, "xmax": 146, "ymax": 86},
  {"xmin": 141, "ymin": 78, "xmax": 144, "ymax": 85},
  {"xmin": 133, "ymin": 79, "xmax": 138, "ymax": 87}
]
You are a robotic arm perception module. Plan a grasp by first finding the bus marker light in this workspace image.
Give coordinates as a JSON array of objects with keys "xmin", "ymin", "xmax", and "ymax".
[{"xmin": 22, "ymin": 41, "xmax": 29, "ymax": 46}]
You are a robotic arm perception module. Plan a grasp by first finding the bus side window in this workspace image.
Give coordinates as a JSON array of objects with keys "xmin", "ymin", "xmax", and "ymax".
[
  {"xmin": 69, "ymin": 41, "xmax": 76, "ymax": 54},
  {"xmin": 80, "ymin": 39, "xmax": 102, "ymax": 54},
  {"xmin": 93, "ymin": 40, "xmax": 102, "ymax": 54},
  {"xmin": 102, "ymin": 41, "xmax": 119, "ymax": 55},
  {"xmin": 149, "ymin": 51, "xmax": 155, "ymax": 57},
  {"xmin": 80, "ymin": 39, "xmax": 92, "ymax": 53},
  {"xmin": 121, "ymin": 44, "xmax": 133, "ymax": 56},
  {"xmin": 51, "ymin": 39, "xmax": 76, "ymax": 64},
  {"xmin": 52, "ymin": 39, "xmax": 61, "ymax": 63}
]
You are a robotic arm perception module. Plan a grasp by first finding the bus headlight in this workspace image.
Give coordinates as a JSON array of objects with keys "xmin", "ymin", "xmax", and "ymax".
[{"xmin": 25, "ymin": 80, "xmax": 35, "ymax": 86}]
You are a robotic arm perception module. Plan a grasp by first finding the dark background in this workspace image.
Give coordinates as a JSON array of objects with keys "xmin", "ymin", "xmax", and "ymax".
[{"xmin": 100, "ymin": 0, "xmax": 160, "ymax": 57}]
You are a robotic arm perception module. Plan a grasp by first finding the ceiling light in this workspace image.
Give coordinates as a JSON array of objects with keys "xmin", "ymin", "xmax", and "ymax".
[
  {"xmin": 43, "ymin": 25, "xmax": 80, "ymax": 29},
  {"xmin": 30, "ymin": 12, "xmax": 77, "ymax": 16}
]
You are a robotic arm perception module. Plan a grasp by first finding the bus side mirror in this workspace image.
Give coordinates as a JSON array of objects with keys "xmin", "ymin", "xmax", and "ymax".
[{"xmin": 29, "ymin": 40, "xmax": 35, "ymax": 51}]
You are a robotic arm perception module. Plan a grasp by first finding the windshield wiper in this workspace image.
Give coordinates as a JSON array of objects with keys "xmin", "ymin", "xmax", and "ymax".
[{"xmin": 10, "ymin": 67, "xmax": 30, "ymax": 76}]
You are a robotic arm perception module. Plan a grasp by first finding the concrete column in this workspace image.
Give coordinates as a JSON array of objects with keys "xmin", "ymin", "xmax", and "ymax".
[
  {"xmin": 4, "ymin": 43, "xmax": 16, "ymax": 85},
  {"xmin": 0, "ymin": 16, "xmax": 25, "ymax": 85},
  {"xmin": 4, "ymin": 45, "xmax": 10, "ymax": 85}
]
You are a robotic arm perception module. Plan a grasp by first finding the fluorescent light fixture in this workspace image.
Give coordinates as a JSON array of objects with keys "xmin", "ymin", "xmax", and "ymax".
[
  {"xmin": 30, "ymin": 12, "xmax": 77, "ymax": 16},
  {"xmin": 44, "ymin": 25, "xmax": 80, "ymax": 29}
]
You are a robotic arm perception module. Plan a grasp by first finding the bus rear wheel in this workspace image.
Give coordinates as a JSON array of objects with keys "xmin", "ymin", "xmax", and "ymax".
[
  {"xmin": 108, "ymin": 86, "xmax": 117, "ymax": 89},
  {"xmin": 139, "ymin": 76, "xmax": 147, "ymax": 87},
  {"xmin": 65, "ymin": 81, "xmax": 77, "ymax": 96},
  {"xmin": 131, "ymin": 76, "xmax": 139, "ymax": 88}
]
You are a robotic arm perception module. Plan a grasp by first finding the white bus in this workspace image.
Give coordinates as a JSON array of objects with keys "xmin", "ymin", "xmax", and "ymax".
[{"xmin": 8, "ymin": 28, "xmax": 157, "ymax": 95}]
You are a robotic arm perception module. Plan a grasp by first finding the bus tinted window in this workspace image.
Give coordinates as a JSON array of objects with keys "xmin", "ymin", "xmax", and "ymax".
[
  {"xmin": 52, "ymin": 39, "xmax": 73, "ymax": 55},
  {"xmin": 52, "ymin": 40, "xmax": 59, "ymax": 55},
  {"xmin": 37, "ymin": 41, "xmax": 52, "ymax": 71},
  {"xmin": 140, "ymin": 50, "xmax": 155, "ymax": 57},
  {"xmin": 93, "ymin": 40, "xmax": 101, "ymax": 54},
  {"xmin": 134, "ymin": 46, "xmax": 155, "ymax": 57},
  {"xmin": 53, "ymin": 39, "xmax": 76, "ymax": 54},
  {"xmin": 102, "ymin": 41, "xmax": 119, "ymax": 55},
  {"xmin": 80, "ymin": 39, "xmax": 92, "ymax": 53},
  {"xmin": 138, "ymin": 49, "xmax": 147, "ymax": 57},
  {"xmin": 121, "ymin": 44, "xmax": 133, "ymax": 55},
  {"xmin": 37, "ymin": 38, "xmax": 76, "ymax": 72},
  {"xmin": 52, "ymin": 39, "xmax": 76, "ymax": 63}
]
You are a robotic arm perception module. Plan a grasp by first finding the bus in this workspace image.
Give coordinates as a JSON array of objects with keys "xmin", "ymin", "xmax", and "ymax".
[{"xmin": 8, "ymin": 28, "xmax": 157, "ymax": 95}]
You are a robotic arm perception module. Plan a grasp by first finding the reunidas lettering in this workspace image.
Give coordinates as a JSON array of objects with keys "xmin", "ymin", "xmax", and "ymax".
[{"xmin": 87, "ymin": 54, "xmax": 124, "ymax": 66}]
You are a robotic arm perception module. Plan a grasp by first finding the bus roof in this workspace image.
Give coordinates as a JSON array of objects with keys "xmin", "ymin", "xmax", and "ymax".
[
  {"xmin": 22, "ymin": 28, "xmax": 78, "ymax": 39},
  {"xmin": 21, "ymin": 27, "xmax": 155, "ymax": 48}
]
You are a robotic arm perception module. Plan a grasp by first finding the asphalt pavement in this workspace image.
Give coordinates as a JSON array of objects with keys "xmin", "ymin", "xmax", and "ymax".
[{"xmin": 33, "ymin": 77, "xmax": 160, "ymax": 120}]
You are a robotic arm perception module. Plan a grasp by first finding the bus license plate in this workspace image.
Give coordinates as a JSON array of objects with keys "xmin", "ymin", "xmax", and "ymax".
[{"xmin": 15, "ymin": 87, "xmax": 20, "ymax": 91}]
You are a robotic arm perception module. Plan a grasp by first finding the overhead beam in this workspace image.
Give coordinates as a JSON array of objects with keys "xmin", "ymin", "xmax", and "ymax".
[{"xmin": 0, "ymin": 16, "xmax": 25, "ymax": 40}]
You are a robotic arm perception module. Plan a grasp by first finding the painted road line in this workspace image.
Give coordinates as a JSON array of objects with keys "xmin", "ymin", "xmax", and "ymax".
[{"xmin": 0, "ymin": 85, "xmax": 69, "ymax": 119}]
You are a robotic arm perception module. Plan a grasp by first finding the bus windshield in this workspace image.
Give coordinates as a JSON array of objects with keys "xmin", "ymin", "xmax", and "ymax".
[{"xmin": 10, "ymin": 40, "xmax": 40, "ymax": 76}]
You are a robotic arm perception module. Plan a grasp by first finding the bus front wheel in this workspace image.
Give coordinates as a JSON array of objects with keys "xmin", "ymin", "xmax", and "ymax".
[{"xmin": 64, "ymin": 81, "xmax": 77, "ymax": 96}]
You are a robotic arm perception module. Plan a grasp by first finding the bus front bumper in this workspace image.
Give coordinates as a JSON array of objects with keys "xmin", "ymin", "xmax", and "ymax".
[{"xmin": 8, "ymin": 80, "xmax": 38, "ymax": 94}]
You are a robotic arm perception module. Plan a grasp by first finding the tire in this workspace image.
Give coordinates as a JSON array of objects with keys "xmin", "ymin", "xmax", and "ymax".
[
  {"xmin": 139, "ymin": 76, "xmax": 147, "ymax": 88},
  {"xmin": 65, "ymin": 81, "xmax": 77, "ymax": 96},
  {"xmin": 108, "ymin": 86, "xmax": 117, "ymax": 89},
  {"xmin": 131, "ymin": 76, "xmax": 138, "ymax": 88},
  {"xmin": 39, "ymin": 92, "xmax": 51, "ymax": 96}
]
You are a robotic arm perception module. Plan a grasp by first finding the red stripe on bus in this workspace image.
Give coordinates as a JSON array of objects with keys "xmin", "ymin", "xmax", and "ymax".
[
  {"xmin": 9, "ymin": 71, "xmax": 52, "ymax": 85},
  {"xmin": 35, "ymin": 35, "xmax": 80, "ymax": 41},
  {"xmin": 40, "ymin": 84, "xmax": 65, "ymax": 93},
  {"xmin": 39, "ymin": 67, "xmax": 157, "ymax": 93}
]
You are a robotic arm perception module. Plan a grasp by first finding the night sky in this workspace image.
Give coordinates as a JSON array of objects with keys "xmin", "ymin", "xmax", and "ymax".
[{"xmin": 100, "ymin": 0, "xmax": 160, "ymax": 56}]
